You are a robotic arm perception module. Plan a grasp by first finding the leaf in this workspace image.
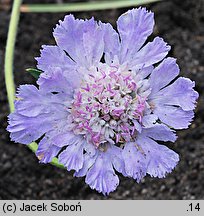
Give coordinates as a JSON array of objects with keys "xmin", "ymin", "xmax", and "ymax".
[{"xmin": 26, "ymin": 68, "xmax": 42, "ymax": 79}]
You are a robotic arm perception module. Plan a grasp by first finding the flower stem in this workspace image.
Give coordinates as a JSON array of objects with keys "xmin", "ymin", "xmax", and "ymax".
[
  {"xmin": 4, "ymin": 0, "xmax": 65, "ymax": 169},
  {"xmin": 5, "ymin": 0, "xmax": 22, "ymax": 112},
  {"xmin": 21, "ymin": 0, "xmax": 162, "ymax": 13}
]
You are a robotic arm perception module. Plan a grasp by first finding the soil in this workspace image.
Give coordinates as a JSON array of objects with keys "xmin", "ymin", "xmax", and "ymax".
[{"xmin": 0, "ymin": 0, "xmax": 204, "ymax": 199}]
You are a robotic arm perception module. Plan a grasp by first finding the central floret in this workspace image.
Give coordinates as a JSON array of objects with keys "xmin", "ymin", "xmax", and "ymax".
[{"xmin": 70, "ymin": 64, "xmax": 146, "ymax": 149}]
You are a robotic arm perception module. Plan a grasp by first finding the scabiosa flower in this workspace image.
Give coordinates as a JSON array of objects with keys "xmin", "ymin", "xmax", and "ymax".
[{"xmin": 7, "ymin": 8, "xmax": 198, "ymax": 195}]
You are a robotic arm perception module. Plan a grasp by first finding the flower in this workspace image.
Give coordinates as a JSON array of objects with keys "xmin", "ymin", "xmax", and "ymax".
[{"xmin": 7, "ymin": 8, "xmax": 198, "ymax": 195}]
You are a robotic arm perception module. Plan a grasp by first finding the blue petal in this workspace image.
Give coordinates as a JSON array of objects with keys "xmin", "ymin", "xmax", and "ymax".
[
  {"xmin": 130, "ymin": 37, "xmax": 170, "ymax": 69},
  {"xmin": 137, "ymin": 136, "xmax": 179, "ymax": 178},
  {"xmin": 109, "ymin": 145, "xmax": 127, "ymax": 176},
  {"xmin": 85, "ymin": 150, "xmax": 119, "ymax": 195},
  {"xmin": 149, "ymin": 57, "xmax": 180, "ymax": 96},
  {"xmin": 53, "ymin": 15, "xmax": 104, "ymax": 68},
  {"xmin": 74, "ymin": 153, "xmax": 97, "ymax": 177},
  {"xmin": 142, "ymin": 114, "xmax": 158, "ymax": 128},
  {"xmin": 36, "ymin": 134, "xmax": 61, "ymax": 163},
  {"xmin": 151, "ymin": 77, "xmax": 198, "ymax": 111},
  {"xmin": 51, "ymin": 130, "xmax": 79, "ymax": 148},
  {"xmin": 58, "ymin": 136, "xmax": 86, "ymax": 172},
  {"xmin": 15, "ymin": 85, "xmax": 52, "ymax": 117},
  {"xmin": 76, "ymin": 145, "xmax": 126, "ymax": 181},
  {"xmin": 36, "ymin": 120, "xmax": 79, "ymax": 162},
  {"xmin": 100, "ymin": 22, "xmax": 120, "ymax": 65},
  {"xmin": 84, "ymin": 142, "xmax": 97, "ymax": 156},
  {"xmin": 134, "ymin": 66, "xmax": 154, "ymax": 82},
  {"xmin": 36, "ymin": 46, "xmax": 82, "ymax": 93},
  {"xmin": 153, "ymin": 105, "xmax": 194, "ymax": 129},
  {"xmin": 7, "ymin": 85, "xmax": 67, "ymax": 144},
  {"xmin": 7, "ymin": 113, "xmax": 52, "ymax": 144},
  {"xmin": 36, "ymin": 45, "xmax": 76, "ymax": 72},
  {"xmin": 37, "ymin": 67, "xmax": 81, "ymax": 99},
  {"xmin": 141, "ymin": 124, "xmax": 177, "ymax": 142},
  {"xmin": 122, "ymin": 142, "xmax": 147, "ymax": 182},
  {"xmin": 148, "ymin": 59, "xmax": 198, "ymax": 129},
  {"xmin": 117, "ymin": 8, "xmax": 154, "ymax": 63}
]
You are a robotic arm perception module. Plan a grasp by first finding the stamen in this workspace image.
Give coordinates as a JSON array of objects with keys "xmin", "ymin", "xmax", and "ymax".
[{"xmin": 70, "ymin": 64, "xmax": 146, "ymax": 149}]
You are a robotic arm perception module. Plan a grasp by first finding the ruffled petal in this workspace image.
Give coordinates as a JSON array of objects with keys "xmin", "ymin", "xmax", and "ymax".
[
  {"xmin": 85, "ymin": 150, "xmax": 119, "ymax": 195},
  {"xmin": 137, "ymin": 79, "xmax": 151, "ymax": 98},
  {"xmin": 109, "ymin": 145, "xmax": 127, "ymax": 176},
  {"xmin": 14, "ymin": 85, "xmax": 56, "ymax": 117},
  {"xmin": 137, "ymin": 136, "xmax": 179, "ymax": 178},
  {"xmin": 36, "ymin": 135, "xmax": 61, "ymax": 163},
  {"xmin": 84, "ymin": 142, "xmax": 97, "ymax": 156},
  {"xmin": 100, "ymin": 22, "xmax": 120, "ymax": 64},
  {"xmin": 58, "ymin": 136, "xmax": 86, "ymax": 172},
  {"xmin": 76, "ymin": 145, "xmax": 126, "ymax": 179},
  {"xmin": 142, "ymin": 114, "xmax": 158, "ymax": 128},
  {"xmin": 51, "ymin": 130, "xmax": 79, "ymax": 148},
  {"xmin": 149, "ymin": 72, "xmax": 198, "ymax": 129},
  {"xmin": 7, "ymin": 113, "xmax": 53, "ymax": 144},
  {"xmin": 117, "ymin": 8, "xmax": 154, "ymax": 63},
  {"xmin": 130, "ymin": 37, "xmax": 170, "ymax": 69},
  {"xmin": 37, "ymin": 69, "xmax": 78, "ymax": 107},
  {"xmin": 36, "ymin": 119, "xmax": 78, "ymax": 162},
  {"xmin": 134, "ymin": 66, "xmax": 154, "ymax": 82},
  {"xmin": 37, "ymin": 70, "xmax": 73, "ymax": 102},
  {"xmin": 7, "ymin": 85, "xmax": 67, "ymax": 144},
  {"xmin": 122, "ymin": 142, "xmax": 147, "ymax": 182},
  {"xmin": 149, "ymin": 57, "xmax": 179, "ymax": 96},
  {"xmin": 36, "ymin": 45, "xmax": 76, "ymax": 72},
  {"xmin": 74, "ymin": 153, "xmax": 97, "ymax": 177},
  {"xmin": 141, "ymin": 124, "xmax": 177, "ymax": 142},
  {"xmin": 36, "ymin": 46, "xmax": 81, "ymax": 93},
  {"xmin": 151, "ymin": 77, "xmax": 198, "ymax": 111},
  {"xmin": 153, "ymin": 105, "xmax": 194, "ymax": 129},
  {"xmin": 53, "ymin": 15, "xmax": 104, "ymax": 68}
]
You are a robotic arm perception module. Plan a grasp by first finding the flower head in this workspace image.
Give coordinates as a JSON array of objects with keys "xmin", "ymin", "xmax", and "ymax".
[{"xmin": 7, "ymin": 8, "xmax": 198, "ymax": 195}]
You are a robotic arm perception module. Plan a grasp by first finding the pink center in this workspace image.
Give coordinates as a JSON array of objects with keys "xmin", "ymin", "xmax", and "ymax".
[{"xmin": 70, "ymin": 64, "xmax": 146, "ymax": 148}]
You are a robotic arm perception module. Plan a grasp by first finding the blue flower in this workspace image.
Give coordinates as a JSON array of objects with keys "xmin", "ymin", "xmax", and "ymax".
[{"xmin": 7, "ymin": 8, "xmax": 198, "ymax": 195}]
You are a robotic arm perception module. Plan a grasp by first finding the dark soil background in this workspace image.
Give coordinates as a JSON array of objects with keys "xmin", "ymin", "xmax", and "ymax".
[{"xmin": 0, "ymin": 0, "xmax": 204, "ymax": 199}]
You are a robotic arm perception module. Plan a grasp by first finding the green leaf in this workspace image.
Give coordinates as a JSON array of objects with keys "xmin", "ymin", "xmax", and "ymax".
[{"xmin": 26, "ymin": 68, "xmax": 42, "ymax": 79}]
